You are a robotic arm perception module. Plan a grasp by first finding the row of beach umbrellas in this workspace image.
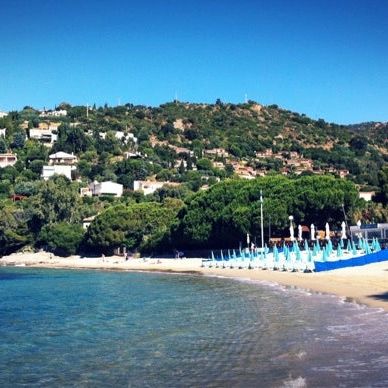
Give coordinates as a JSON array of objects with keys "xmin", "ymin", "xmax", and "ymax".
[{"xmin": 202, "ymin": 238, "xmax": 381, "ymax": 272}]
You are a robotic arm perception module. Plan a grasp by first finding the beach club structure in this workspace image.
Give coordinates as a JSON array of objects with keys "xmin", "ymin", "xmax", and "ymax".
[
  {"xmin": 202, "ymin": 216, "xmax": 388, "ymax": 272},
  {"xmin": 203, "ymin": 237, "xmax": 387, "ymax": 272}
]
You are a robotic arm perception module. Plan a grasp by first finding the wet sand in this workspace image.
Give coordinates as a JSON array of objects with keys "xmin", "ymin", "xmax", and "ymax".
[{"xmin": 2, "ymin": 251, "xmax": 388, "ymax": 311}]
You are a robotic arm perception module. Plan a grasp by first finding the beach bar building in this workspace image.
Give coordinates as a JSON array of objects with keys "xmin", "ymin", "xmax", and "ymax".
[{"xmin": 350, "ymin": 223, "xmax": 388, "ymax": 241}]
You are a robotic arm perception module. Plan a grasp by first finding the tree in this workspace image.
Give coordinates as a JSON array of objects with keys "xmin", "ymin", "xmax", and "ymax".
[
  {"xmin": 83, "ymin": 201, "xmax": 183, "ymax": 254},
  {"xmin": 39, "ymin": 222, "xmax": 84, "ymax": 256},
  {"xmin": 14, "ymin": 181, "xmax": 37, "ymax": 196},
  {"xmin": 175, "ymin": 175, "xmax": 359, "ymax": 249},
  {"xmin": 12, "ymin": 131, "xmax": 25, "ymax": 148},
  {"xmin": 53, "ymin": 124, "xmax": 91, "ymax": 154},
  {"xmin": 26, "ymin": 176, "xmax": 82, "ymax": 235},
  {"xmin": 0, "ymin": 204, "xmax": 31, "ymax": 255},
  {"xmin": 0, "ymin": 137, "xmax": 7, "ymax": 153},
  {"xmin": 349, "ymin": 136, "xmax": 368, "ymax": 156},
  {"xmin": 29, "ymin": 159, "xmax": 45, "ymax": 175},
  {"xmin": 196, "ymin": 158, "xmax": 213, "ymax": 171}
]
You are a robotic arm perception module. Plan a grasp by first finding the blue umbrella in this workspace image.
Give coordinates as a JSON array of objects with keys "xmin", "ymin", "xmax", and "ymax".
[{"xmin": 304, "ymin": 239, "xmax": 309, "ymax": 252}]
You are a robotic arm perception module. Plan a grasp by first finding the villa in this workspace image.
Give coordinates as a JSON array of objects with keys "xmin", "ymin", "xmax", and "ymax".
[
  {"xmin": 42, "ymin": 164, "xmax": 74, "ymax": 180},
  {"xmin": 88, "ymin": 181, "xmax": 123, "ymax": 197},
  {"xmin": 133, "ymin": 180, "xmax": 180, "ymax": 195},
  {"xmin": 39, "ymin": 109, "xmax": 67, "ymax": 117},
  {"xmin": 49, "ymin": 151, "xmax": 78, "ymax": 165},
  {"xmin": 0, "ymin": 152, "xmax": 17, "ymax": 168},
  {"xmin": 29, "ymin": 128, "xmax": 57, "ymax": 145}
]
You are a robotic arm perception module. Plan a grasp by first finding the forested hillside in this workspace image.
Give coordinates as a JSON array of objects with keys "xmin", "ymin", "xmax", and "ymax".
[{"xmin": 0, "ymin": 101, "xmax": 386, "ymax": 256}]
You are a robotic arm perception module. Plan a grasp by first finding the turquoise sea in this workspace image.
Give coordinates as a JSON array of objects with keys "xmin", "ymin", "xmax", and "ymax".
[{"xmin": 1, "ymin": 267, "xmax": 388, "ymax": 387}]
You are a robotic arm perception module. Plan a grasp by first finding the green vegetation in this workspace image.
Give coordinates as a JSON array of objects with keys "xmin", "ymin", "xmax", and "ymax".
[
  {"xmin": 174, "ymin": 175, "xmax": 359, "ymax": 249},
  {"xmin": 0, "ymin": 101, "xmax": 386, "ymax": 256},
  {"xmin": 39, "ymin": 222, "xmax": 84, "ymax": 256}
]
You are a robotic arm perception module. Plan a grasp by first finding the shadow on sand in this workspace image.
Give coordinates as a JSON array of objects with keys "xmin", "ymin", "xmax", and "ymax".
[{"xmin": 368, "ymin": 292, "xmax": 388, "ymax": 301}]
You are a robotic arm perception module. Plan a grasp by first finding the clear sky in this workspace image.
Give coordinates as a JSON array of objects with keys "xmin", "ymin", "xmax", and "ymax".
[{"xmin": 1, "ymin": 0, "xmax": 387, "ymax": 124}]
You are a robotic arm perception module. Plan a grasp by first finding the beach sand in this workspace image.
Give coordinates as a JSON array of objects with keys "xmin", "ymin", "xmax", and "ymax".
[{"xmin": 1, "ymin": 251, "xmax": 388, "ymax": 311}]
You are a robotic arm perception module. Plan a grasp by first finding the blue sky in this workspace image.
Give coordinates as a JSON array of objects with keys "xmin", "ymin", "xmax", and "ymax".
[{"xmin": 1, "ymin": 0, "xmax": 387, "ymax": 124}]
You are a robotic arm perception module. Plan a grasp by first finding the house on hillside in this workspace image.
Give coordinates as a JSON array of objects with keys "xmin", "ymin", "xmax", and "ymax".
[
  {"xmin": 124, "ymin": 151, "xmax": 142, "ymax": 159},
  {"xmin": 29, "ymin": 128, "xmax": 57, "ymax": 144},
  {"xmin": 255, "ymin": 149, "xmax": 273, "ymax": 158},
  {"xmin": 88, "ymin": 181, "xmax": 123, "ymax": 197},
  {"xmin": 82, "ymin": 215, "xmax": 96, "ymax": 230},
  {"xmin": 49, "ymin": 151, "xmax": 78, "ymax": 165},
  {"xmin": 359, "ymin": 191, "xmax": 375, "ymax": 201},
  {"xmin": 42, "ymin": 165, "xmax": 74, "ymax": 180},
  {"xmin": 0, "ymin": 111, "xmax": 8, "ymax": 118},
  {"xmin": 204, "ymin": 148, "xmax": 229, "ymax": 158},
  {"xmin": 133, "ymin": 180, "xmax": 180, "ymax": 195},
  {"xmin": 40, "ymin": 109, "xmax": 67, "ymax": 117},
  {"xmin": 338, "ymin": 169, "xmax": 349, "ymax": 178},
  {"xmin": 168, "ymin": 145, "xmax": 194, "ymax": 156},
  {"xmin": 0, "ymin": 128, "xmax": 6, "ymax": 137},
  {"xmin": 0, "ymin": 153, "xmax": 17, "ymax": 168}
]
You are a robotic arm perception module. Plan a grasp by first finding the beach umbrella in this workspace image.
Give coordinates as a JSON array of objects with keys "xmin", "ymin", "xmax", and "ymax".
[
  {"xmin": 376, "ymin": 240, "xmax": 381, "ymax": 252},
  {"xmin": 357, "ymin": 237, "xmax": 363, "ymax": 251},
  {"xmin": 310, "ymin": 224, "xmax": 316, "ymax": 241},
  {"xmin": 351, "ymin": 242, "xmax": 357, "ymax": 256},
  {"xmin": 298, "ymin": 224, "xmax": 303, "ymax": 241},
  {"xmin": 273, "ymin": 245, "xmax": 279, "ymax": 261},
  {"xmin": 341, "ymin": 221, "xmax": 347, "ymax": 240},
  {"xmin": 340, "ymin": 238, "xmax": 344, "ymax": 249},
  {"xmin": 365, "ymin": 241, "xmax": 371, "ymax": 255},
  {"xmin": 346, "ymin": 239, "xmax": 351, "ymax": 252},
  {"xmin": 325, "ymin": 222, "xmax": 330, "ymax": 241},
  {"xmin": 337, "ymin": 244, "xmax": 342, "ymax": 258},
  {"xmin": 315, "ymin": 240, "xmax": 321, "ymax": 254},
  {"xmin": 220, "ymin": 250, "xmax": 224, "ymax": 261},
  {"xmin": 211, "ymin": 251, "xmax": 215, "ymax": 261},
  {"xmin": 304, "ymin": 239, "xmax": 309, "ymax": 252},
  {"xmin": 321, "ymin": 247, "xmax": 327, "ymax": 261},
  {"xmin": 289, "ymin": 223, "xmax": 295, "ymax": 241}
]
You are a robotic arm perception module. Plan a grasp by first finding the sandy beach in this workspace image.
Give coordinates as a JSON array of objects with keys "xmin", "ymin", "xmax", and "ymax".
[{"xmin": 1, "ymin": 251, "xmax": 388, "ymax": 312}]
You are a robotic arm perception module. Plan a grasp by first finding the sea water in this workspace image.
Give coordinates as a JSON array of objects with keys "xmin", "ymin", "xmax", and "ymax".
[{"xmin": 1, "ymin": 267, "xmax": 388, "ymax": 387}]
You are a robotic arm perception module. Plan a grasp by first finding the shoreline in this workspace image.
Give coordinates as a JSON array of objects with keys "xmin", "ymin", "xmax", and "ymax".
[{"xmin": 1, "ymin": 251, "xmax": 388, "ymax": 312}]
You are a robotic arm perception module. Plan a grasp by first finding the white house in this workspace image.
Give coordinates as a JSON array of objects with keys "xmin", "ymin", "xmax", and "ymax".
[
  {"xmin": 30, "ymin": 128, "xmax": 57, "ymax": 144},
  {"xmin": 42, "ymin": 165, "xmax": 74, "ymax": 180},
  {"xmin": 99, "ymin": 131, "xmax": 138, "ymax": 144},
  {"xmin": 359, "ymin": 191, "xmax": 375, "ymax": 201},
  {"xmin": 124, "ymin": 151, "xmax": 142, "ymax": 159},
  {"xmin": 0, "ymin": 128, "xmax": 6, "ymax": 137},
  {"xmin": 0, "ymin": 111, "xmax": 8, "ymax": 118},
  {"xmin": 82, "ymin": 215, "xmax": 96, "ymax": 230},
  {"xmin": 133, "ymin": 180, "xmax": 180, "ymax": 195},
  {"xmin": 89, "ymin": 181, "xmax": 123, "ymax": 197},
  {"xmin": 49, "ymin": 151, "xmax": 78, "ymax": 165},
  {"xmin": 0, "ymin": 153, "xmax": 17, "ymax": 168},
  {"xmin": 40, "ymin": 109, "xmax": 67, "ymax": 117}
]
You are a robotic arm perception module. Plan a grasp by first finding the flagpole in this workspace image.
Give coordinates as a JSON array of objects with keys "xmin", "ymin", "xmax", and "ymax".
[{"xmin": 260, "ymin": 190, "xmax": 264, "ymax": 252}]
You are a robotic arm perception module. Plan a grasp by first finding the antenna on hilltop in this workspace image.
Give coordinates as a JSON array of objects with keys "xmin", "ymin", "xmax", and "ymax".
[{"xmin": 174, "ymin": 91, "xmax": 178, "ymax": 103}]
